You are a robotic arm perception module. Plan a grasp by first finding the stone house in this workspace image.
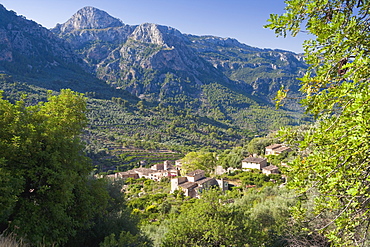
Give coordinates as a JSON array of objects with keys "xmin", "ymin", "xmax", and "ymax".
[
  {"xmin": 196, "ymin": 177, "xmax": 219, "ymax": 194},
  {"xmin": 108, "ymin": 160, "xmax": 179, "ymax": 182},
  {"xmin": 150, "ymin": 163, "xmax": 165, "ymax": 170},
  {"xmin": 171, "ymin": 169, "xmax": 227, "ymax": 198},
  {"xmin": 242, "ymin": 157, "xmax": 268, "ymax": 170},
  {"xmin": 214, "ymin": 165, "xmax": 239, "ymax": 175},
  {"xmin": 117, "ymin": 170, "xmax": 139, "ymax": 179},
  {"xmin": 131, "ymin": 167, "xmax": 156, "ymax": 180},
  {"xmin": 179, "ymin": 181, "xmax": 198, "ymax": 197},
  {"xmin": 171, "ymin": 176, "xmax": 188, "ymax": 192},
  {"xmin": 175, "ymin": 160, "xmax": 183, "ymax": 170},
  {"xmin": 106, "ymin": 170, "xmax": 139, "ymax": 179},
  {"xmin": 149, "ymin": 160, "xmax": 179, "ymax": 178},
  {"xmin": 186, "ymin": 169, "xmax": 206, "ymax": 182},
  {"xmin": 265, "ymin": 144, "xmax": 292, "ymax": 156},
  {"xmin": 262, "ymin": 165, "xmax": 280, "ymax": 175}
]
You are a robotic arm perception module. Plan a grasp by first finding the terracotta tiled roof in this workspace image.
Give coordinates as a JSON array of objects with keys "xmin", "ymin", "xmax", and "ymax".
[
  {"xmin": 179, "ymin": 181, "xmax": 198, "ymax": 189},
  {"xmin": 273, "ymin": 146, "xmax": 291, "ymax": 152},
  {"xmin": 262, "ymin": 165, "xmax": 279, "ymax": 171},
  {"xmin": 195, "ymin": 177, "xmax": 216, "ymax": 185},
  {"xmin": 132, "ymin": 167, "xmax": 155, "ymax": 175},
  {"xmin": 265, "ymin": 144, "xmax": 282, "ymax": 150},
  {"xmin": 246, "ymin": 185, "xmax": 257, "ymax": 188},
  {"xmin": 242, "ymin": 157, "xmax": 266, "ymax": 163},
  {"xmin": 166, "ymin": 164, "xmax": 175, "ymax": 170},
  {"xmin": 120, "ymin": 171, "xmax": 138, "ymax": 175}
]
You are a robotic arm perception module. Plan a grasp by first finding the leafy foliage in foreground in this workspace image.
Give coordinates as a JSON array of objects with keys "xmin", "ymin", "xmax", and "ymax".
[
  {"xmin": 0, "ymin": 89, "xmax": 90, "ymax": 245},
  {"xmin": 161, "ymin": 187, "xmax": 295, "ymax": 247},
  {"xmin": 0, "ymin": 90, "xmax": 145, "ymax": 246},
  {"xmin": 267, "ymin": 0, "xmax": 370, "ymax": 245}
]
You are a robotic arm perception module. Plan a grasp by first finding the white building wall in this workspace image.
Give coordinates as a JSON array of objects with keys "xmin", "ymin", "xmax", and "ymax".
[{"xmin": 242, "ymin": 162, "xmax": 261, "ymax": 170}]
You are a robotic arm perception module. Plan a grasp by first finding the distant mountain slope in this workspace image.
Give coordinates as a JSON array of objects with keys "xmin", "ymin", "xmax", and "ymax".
[
  {"xmin": 187, "ymin": 35, "xmax": 307, "ymax": 110},
  {"xmin": 0, "ymin": 4, "xmax": 311, "ymax": 169},
  {"xmin": 52, "ymin": 7, "xmax": 306, "ymax": 112},
  {"xmin": 0, "ymin": 4, "xmax": 134, "ymax": 99},
  {"xmin": 0, "ymin": 5, "xmax": 81, "ymax": 73}
]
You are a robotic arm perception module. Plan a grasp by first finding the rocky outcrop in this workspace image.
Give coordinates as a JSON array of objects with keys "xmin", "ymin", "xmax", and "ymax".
[
  {"xmin": 129, "ymin": 23, "xmax": 186, "ymax": 46},
  {"xmin": 52, "ymin": 6, "xmax": 134, "ymax": 50}
]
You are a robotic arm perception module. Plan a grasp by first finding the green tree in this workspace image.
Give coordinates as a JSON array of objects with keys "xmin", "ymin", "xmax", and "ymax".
[
  {"xmin": 217, "ymin": 146, "xmax": 249, "ymax": 169},
  {"xmin": 137, "ymin": 100, "xmax": 145, "ymax": 114},
  {"xmin": 100, "ymin": 231, "xmax": 152, "ymax": 247},
  {"xmin": 246, "ymin": 137, "xmax": 275, "ymax": 155},
  {"xmin": 179, "ymin": 151, "xmax": 217, "ymax": 175},
  {"xmin": 162, "ymin": 189, "xmax": 247, "ymax": 247},
  {"xmin": 0, "ymin": 90, "xmax": 135, "ymax": 246},
  {"xmin": 67, "ymin": 178, "xmax": 143, "ymax": 247},
  {"xmin": 162, "ymin": 187, "xmax": 295, "ymax": 246},
  {"xmin": 267, "ymin": 1, "xmax": 370, "ymax": 245}
]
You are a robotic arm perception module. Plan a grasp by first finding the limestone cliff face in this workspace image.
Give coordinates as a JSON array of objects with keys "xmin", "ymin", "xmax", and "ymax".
[
  {"xmin": 52, "ymin": 7, "xmax": 133, "ymax": 48},
  {"xmin": 103, "ymin": 23, "xmax": 229, "ymax": 101},
  {"xmin": 115, "ymin": 23, "xmax": 224, "ymax": 79},
  {"xmin": 0, "ymin": 26, "xmax": 12, "ymax": 62},
  {"xmin": 54, "ymin": 6, "xmax": 123, "ymax": 33}
]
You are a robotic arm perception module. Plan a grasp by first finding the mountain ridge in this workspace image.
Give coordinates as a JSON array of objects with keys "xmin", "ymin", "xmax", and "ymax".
[{"xmin": 51, "ymin": 6, "xmax": 306, "ymax": 111}]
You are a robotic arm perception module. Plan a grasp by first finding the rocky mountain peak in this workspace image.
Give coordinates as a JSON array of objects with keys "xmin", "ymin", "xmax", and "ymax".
[
  {"xmin": 54, "ymin": 6, "xmax": 123, "ymax": 34},
  {"xmin": 129, "ymin": 23, "xmax": 186, "ymax": 46}
]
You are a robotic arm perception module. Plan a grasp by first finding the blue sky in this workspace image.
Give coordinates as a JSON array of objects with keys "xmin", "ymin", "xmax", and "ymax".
[{"xmin": 1, "ymin": 0, "xmax": 310, "ymax": 53}]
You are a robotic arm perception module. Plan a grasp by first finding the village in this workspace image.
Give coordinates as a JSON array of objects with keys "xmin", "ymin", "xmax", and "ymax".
[{"xmin": 106, "ymin": 143, "xmax": 292, "ymax": 198}]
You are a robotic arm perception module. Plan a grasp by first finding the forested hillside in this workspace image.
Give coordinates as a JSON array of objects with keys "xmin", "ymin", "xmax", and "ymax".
[{"xmin": 187, "ymin": 35, "xmax": 307, "ymax": 111}]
